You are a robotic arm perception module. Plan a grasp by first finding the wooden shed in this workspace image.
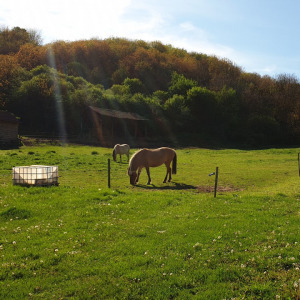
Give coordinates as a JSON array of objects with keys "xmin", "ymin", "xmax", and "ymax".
[
  {"xmin": 89, "ymin": 106, "xmax": 148, "ymax": 145},
  {"xmin": 0, "ymin": 111, "xmax": 20, "ymax": 149}
]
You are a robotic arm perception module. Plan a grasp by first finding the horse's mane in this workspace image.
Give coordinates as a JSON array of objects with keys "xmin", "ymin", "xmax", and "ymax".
[
  {"xmin": 128, "ymin": 148, "xmax": 142, "ymax": 165},
  {"xmin": 128, "ymin": 148, "xmax": 146, "ymax": 173}
]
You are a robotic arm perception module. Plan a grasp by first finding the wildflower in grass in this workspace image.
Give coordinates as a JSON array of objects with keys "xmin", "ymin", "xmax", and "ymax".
[
  {"xmin": 241, "ymin": 264, "xmax": 246, "ymax": 268},
  {"xmin": 193, "ymin": 242, "xmax": 201, "ymax": 248},
  {"xmin": 12, "ymin": 241, "xmax": 16, "ymax": 245}
]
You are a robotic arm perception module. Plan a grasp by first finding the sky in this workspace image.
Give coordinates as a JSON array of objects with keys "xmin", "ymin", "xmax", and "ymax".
[{"xmin": 1, "ymin": 0, "xmax": 300, "ymax": 79}]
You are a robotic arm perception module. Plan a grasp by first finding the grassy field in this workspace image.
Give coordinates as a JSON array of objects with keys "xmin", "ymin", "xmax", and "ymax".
[{"xmin": 0, "ymin": 144, "xmax": 299, "ymax": 299}]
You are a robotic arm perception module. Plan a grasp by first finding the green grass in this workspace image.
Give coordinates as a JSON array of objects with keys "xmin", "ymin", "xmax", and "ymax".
[{"xmin": 0, "ymin": 145, "xmax": 299, "ymax": 299}]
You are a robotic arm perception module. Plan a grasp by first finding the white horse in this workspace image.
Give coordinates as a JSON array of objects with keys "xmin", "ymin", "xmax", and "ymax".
[{"xmin": 113, "ymin": 144, "xmax": 130, "ymax": 162}]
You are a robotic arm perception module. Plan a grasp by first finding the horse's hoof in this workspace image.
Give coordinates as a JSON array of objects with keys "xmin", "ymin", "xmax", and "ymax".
[{"xmin": 163, "ymin": 180, "xmax": 166, "ymax": 183}]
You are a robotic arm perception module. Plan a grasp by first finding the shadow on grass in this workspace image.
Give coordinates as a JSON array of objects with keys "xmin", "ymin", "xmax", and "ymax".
[{"xmin": 135, "ymin": 182, "xmax": 196, "ymax": 190}]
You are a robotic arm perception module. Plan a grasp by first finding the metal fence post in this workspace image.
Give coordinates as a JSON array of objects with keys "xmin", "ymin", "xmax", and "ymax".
[
  {"xmin": 214, "ymin": 167, "xmax": 219, "ymax": 198},
  {"xmin": 108, "ymin": 158, "xmax": 111, "ymax": 188}
]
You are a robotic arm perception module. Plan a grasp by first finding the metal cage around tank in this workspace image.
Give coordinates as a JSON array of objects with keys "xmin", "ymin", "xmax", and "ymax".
[{"xmin": 12, "ymin": 165, "xmax": 59, "ymax": 186}]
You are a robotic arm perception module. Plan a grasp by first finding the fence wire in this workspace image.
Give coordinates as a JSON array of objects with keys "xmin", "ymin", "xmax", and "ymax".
[{"xmin": 0, "ymin": 162, "xmax": 132, "ymax": 189}]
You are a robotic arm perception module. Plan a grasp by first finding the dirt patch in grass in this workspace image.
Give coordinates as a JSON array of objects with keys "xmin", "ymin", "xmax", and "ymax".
[
  {"xmin": 197, "ymin": 185, "xmax": 243, "ymax": 193},
  {"xmin": 21, "ymin": 137, "xmax": 62, "ymax": 146}
]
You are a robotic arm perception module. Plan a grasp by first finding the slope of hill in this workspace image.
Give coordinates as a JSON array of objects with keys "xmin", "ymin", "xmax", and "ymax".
[{"xmin": 0, "ymin": 27, "xmax": 299, "ymax": 147}]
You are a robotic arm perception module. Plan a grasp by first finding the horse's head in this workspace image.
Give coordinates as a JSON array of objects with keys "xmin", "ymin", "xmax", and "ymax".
[
  {"xmin": 127, "ymin": 168, "xmax": 137, "ymax": 185},
  {"xmin": 112, "ymin": 149, "xmax": 116, "ymax": 162}
]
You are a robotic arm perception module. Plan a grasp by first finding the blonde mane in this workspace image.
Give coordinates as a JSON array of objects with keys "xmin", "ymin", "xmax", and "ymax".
[{"xmin": 128, "ymin": 148, "xmax": 145, "ymax": 174}]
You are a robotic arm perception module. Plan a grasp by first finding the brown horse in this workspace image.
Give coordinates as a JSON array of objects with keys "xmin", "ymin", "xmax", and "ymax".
[{"xmin": 127, "ymin": 147, "xmax": 177, "ymax": 185}]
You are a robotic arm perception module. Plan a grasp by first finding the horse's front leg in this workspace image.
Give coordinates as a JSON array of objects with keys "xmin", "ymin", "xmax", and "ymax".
[
  {"xmin": 119, "ymin": 154, "xmax": 122, "ymax": 163},
  {"xmin": 136, "ymin": 168, "xmax": 142, "ymax": 183},
  {"xmin": 146, "ymin": 167, "xmax": 151, "ymax": 185}
]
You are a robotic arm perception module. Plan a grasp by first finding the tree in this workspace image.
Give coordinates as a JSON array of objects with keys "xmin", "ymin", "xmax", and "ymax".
[
  {"xmin": 208, "ymin": 56, "xmax": 241, "ymax": 91},
  {"xmin": 246, "ymin": 114, "xmax": 282, "ymax": 145},
  {"xmin": 0, "ymin": 26, "xmax": 42, "ymax": 55},
  {"xmin": 17, "ymin": 44, "xmax": 46, "ymax": 70},
  {"xmin": 110, "ymin": 84, "xmax": 130, "ymax": 96},
  {"xmin": 123, "ymin": 78, "xmax": 145, "ymax": 94},
  {"xmin": 152, "ymin": 90, "xmax": 169, "ymax": 105},
  {"xmin": 164, "ymin": 94, "xmax": 186, "ymax": 114},
  {"xmin": 0, "ymin": 55, "xmax": 21, "ymax": 108},
  {"xmin": 186, "ymin": 86, "xmax": 218, "ymax": 132},
  {"xmin": 168, "ymin": 72, "xmax": 198, "ymax": 96},
  {"xmin": 164, "ymin": 95, "xmax": 190, "ymax": 132},
  {"xmin": 274, "ymin": 74, "xmax": 300, "ymax": 141}
]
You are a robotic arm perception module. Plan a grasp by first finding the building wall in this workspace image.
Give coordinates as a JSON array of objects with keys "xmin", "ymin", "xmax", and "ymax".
[{"xmin": 0, "ymin": 122, "xmax": 19, "ymax": 146}]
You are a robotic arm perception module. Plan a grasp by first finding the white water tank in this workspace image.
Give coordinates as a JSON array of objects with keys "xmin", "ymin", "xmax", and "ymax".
[{"xmin": 12, "ymin": 165, "xmax": 59, "ymax": 186}]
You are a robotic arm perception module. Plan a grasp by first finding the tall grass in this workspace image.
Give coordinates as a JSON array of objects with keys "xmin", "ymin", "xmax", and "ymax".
[{"xmin": 0, "ymin": 145, "xmax": 299, "ymax": 299}]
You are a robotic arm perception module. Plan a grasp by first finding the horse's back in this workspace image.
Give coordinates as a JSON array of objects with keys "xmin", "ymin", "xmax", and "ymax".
[
  {"xmin": 145, "ymin": 147, "xmax": 176, "ymax": 166},
  {"xmin": 114, "ymin": 144, "xmax": 130, "ymax": 152},
  {"xmin": 152, "ymin": 147, "xmax": 176, "ymax": 157}
]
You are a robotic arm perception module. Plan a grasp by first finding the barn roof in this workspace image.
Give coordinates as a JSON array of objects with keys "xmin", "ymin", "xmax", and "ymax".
[
  {"xmin": 0, "ymin": 111, "xmax": 19, "ymax": 124},
  {"xmin": 89, "ymin": 106, "xmax": 148, "ymax": 121}
]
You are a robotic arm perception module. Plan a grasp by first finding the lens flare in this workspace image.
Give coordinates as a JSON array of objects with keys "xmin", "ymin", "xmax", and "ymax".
[{"xmin": 47, "ymin": 46, "xmax": 67, "ymax": 145}]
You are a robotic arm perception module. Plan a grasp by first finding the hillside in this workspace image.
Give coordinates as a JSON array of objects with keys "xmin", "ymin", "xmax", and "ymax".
[{"xmin": 0, "ymin": 27, "xmax": 299, "ymax": 147}]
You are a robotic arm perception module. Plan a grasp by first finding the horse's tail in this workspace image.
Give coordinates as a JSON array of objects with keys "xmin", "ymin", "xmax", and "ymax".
[
  {"xmin": 172, "ymin": 152, "xmax": 177, "ymax": 174},
  {"xmin": 112, "ymin": 149, "xmax": 116, "ymax": 161}
]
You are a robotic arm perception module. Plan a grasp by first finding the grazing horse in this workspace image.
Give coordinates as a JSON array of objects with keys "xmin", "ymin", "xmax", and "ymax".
[
  {"xmin": 127, "ymin": 147, "xmax": 177, "ymax": 185},
  {"xmin": 113, "ymin": 144, "xmax": 130, "ymax": 162}
]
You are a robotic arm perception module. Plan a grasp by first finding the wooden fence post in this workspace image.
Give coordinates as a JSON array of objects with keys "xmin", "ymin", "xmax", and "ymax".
[
  {"xmin": 214, "ymin": 167, "xmax": 219, "ymax": 198},
  {"xmin": 108, "ymin": 158, "xmax": 111, "ymax": 188}
]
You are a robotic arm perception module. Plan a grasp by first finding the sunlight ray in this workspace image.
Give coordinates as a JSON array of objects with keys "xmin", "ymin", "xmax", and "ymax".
[{"xmin": 47, "ymin": 46, "xmax": 67, "ymax": 145}]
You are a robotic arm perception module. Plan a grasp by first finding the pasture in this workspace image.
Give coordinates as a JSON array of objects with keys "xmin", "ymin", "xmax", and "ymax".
[{"xmin": 0, "ymin": 145, "xmax": 299, "ymax": 299}]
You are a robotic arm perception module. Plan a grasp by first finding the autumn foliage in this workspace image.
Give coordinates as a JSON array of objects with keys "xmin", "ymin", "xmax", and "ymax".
[{"xmin": 0, "ymin": 27, "xmax": 299, "ymax": 146}]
